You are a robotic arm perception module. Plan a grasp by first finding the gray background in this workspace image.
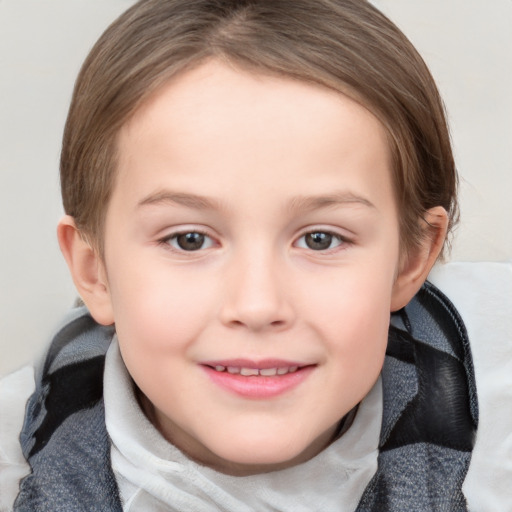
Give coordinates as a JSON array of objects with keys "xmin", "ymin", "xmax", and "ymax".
[{"xmin": 1, "ymin": 0, "xmax": 511, "ymax": 376}]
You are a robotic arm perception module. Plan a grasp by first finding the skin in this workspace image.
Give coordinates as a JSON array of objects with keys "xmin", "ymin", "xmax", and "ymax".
[{"xmin": 59, "ymin": 60, "xmax": 447, "ymax": 476}]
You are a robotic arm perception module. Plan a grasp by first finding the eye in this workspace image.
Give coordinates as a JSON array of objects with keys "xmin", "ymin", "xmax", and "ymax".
[
  {"xmin": 295, "ymin": 231, "xmax": 344, "ymax": 251},
  {"xmin": 166, "ymin": 231, "xmax": 215, "ymax": 251}
]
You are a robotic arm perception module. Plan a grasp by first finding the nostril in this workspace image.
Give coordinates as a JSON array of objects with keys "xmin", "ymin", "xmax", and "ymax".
[{"xmin": 226, "ymin": 317, "xmax": 289, "ymax": 331}]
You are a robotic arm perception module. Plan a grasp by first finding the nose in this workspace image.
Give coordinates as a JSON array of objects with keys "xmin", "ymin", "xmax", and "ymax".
[{"xmin": 219, "ymin": 249, "xmax": 295, "ymax": 332}]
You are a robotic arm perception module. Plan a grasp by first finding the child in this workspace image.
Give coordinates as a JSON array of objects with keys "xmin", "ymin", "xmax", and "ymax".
[{"xmin": 0, "ymin": 0, "xmax": 510, "ymax": 510}]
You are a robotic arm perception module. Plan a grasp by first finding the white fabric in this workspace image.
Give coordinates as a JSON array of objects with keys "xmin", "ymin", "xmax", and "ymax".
[
  {"xmin": 104, "ymin": 338, "xmax": 381, "ymax": 512},
  {"xmin": 0, "ymin": 366, "xmax": 34, "ymax": 512},
  {"xmin": 0, "ymin": 262, "xmax": 511, "ymax": 511}
]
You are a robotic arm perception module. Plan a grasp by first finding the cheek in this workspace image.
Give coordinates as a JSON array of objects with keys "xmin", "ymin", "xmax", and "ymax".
[
  {"xmin": 306, "ymin": 264, "xmax": 394, "ymax": 381},
  {"xmin": 326, "ymin": 298, "xmax": 389, "ymax": 375},
  {"xmin": 107, "ymin": 260, "xmax": 218, "ymax": 356},
  {"xmin": 319, "ymin": 301, "xmax": 389, "ymax": 416}
]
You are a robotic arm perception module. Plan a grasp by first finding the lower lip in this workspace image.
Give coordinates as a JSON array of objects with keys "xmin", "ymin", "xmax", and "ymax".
[{"xmin": 202, "ymin": 366, "xmax": 314, "ymax": 399}]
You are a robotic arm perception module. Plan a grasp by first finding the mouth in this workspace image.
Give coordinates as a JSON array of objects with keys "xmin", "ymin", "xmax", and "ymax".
[
  {"xmin": 200, "ymin": 360, "xmax": 315, "ymax": 399},
  {"xmin": 210, "ymin": 365, "xmax": 300, "ymax": 376}
]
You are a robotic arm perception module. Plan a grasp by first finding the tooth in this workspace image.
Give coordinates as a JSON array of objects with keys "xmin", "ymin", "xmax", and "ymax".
[
  {"xmin": 240, "ymin": 368, "xmax": 259, "ymax": 376},
  {"xmin": 288, "ymin": 366, "xmax": 298, "ymax": 373},
  {"xmin": 227, "ymin": 367, "xmax": 240, "ymax": 374},
  {"xmin": 215, "ymin": 365, "xmax": 226, "ymax": 372},
  {"xmin": 277, "ymin": 367, "xmax": 289, "ymax": 375},
  {"xmin": 259, "ymin": 368, "xmax": 278, "ymax": 376}
]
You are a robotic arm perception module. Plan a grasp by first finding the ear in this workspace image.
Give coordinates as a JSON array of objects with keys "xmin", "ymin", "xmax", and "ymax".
[
  {"xmin": 391, "ymin": 206, "xmax": 448, "ymax": 311},
  {"xmin": 57, "ymin": 215, "xmax": 114, "ymax": 325}
]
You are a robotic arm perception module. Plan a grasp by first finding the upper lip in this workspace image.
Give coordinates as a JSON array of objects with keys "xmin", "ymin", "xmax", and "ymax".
[{"xmin": 200, "ymin": 359, "xmax": 310, "ymax": 370}]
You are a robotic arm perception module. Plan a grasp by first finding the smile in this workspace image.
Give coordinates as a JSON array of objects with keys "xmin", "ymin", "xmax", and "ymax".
[
  {"xmin": 201, "ymin": 360, "xmax": 314, "ymax": 399},
  {"xmin": 212, "ymin": 365, "xmax": 299, "ymax": 376}
]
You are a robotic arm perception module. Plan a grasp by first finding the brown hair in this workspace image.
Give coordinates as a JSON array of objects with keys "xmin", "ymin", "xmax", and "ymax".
[{"xmin": 61, "ymin": 0, "xmax": 458, "ymax": 256}]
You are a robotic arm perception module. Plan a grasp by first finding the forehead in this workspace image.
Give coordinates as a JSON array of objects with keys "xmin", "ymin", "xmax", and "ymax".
[{"xmin": 114, "ymin": 60, "xmax": 394, "ymax": 213}]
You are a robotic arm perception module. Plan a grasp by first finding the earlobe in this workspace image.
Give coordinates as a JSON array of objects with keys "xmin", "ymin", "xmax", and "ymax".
[
  {"xmin": 57, "ymin": 215, "xmax": 114, "ymax": 325},
  {"xmin": 391, "ymin": 206, "xmax": 448, "ymax": 311}
]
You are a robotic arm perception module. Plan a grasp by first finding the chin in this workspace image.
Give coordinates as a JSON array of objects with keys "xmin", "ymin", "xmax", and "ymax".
[
  {"xmin": 211, "ymin": 450, "xmax": 305, "ymax": 476},
  {"xmin": 204, "ymin": 431, "xmax": 330, "ymax": 476}
]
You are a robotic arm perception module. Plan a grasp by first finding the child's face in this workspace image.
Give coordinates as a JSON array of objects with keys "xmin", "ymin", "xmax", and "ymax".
[{"xmin": 100, "ymin": 60, "xmax": 404, "ymax": 474}]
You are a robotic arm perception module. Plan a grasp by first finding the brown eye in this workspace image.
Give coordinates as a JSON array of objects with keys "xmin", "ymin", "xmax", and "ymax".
[
  {"xmin": 173, "ymin": 232, "xmax": 208, "ymax": 251},
  {"xmin": 304, "ymin": 232, "xmax": 334, "ymax": 250},
  {"xmin": 295, "ymin": 231, "xmax": 345, "ymax": 251}
]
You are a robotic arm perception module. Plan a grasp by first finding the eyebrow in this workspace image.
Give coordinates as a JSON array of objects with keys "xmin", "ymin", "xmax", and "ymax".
[
  {"xmin": 138, "ymin": 191, "xmax": 223, "ymax": 210},
  {"xmin": 137, "ymin": 190, "xmax": 376, "ymax": 213},
  {"xmin": 287, "ymin": 192, "xmax": 376, "ymax": 213}
]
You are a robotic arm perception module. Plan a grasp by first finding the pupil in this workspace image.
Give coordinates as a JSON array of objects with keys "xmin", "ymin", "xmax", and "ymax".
[
  {"xmin": 177, "ymin": 232, "xmax": 204, "ymax": 251},
  {"xmin": 306, "ymin": 232, "xmax": 332, "ymax": 250}
]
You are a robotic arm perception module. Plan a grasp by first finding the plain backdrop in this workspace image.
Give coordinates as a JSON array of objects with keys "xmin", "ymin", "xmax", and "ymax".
[{"xmin": 1, "ymin": 0, "xmax": 511, "ymax": 376}]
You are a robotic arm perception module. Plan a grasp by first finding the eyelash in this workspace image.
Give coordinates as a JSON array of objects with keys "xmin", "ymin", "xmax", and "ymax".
[
  {"xmin": 294, "ymin": 230, "xmax": 350, "ymax": 252},
  {"xmin": 157, "ymin": 229, "xmax": 216, "ymax": 253},
  {"xmin": 157, "ymin": 228, "xmax": 352, "ymax": 253}
]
